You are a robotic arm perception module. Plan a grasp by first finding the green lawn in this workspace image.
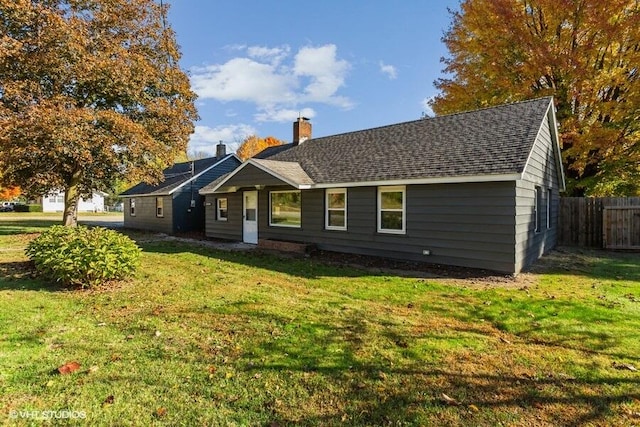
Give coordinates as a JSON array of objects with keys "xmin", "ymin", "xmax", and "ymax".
[{"xmin": 1, "ymin": 219, "xmax": 639, "ymax": 426}]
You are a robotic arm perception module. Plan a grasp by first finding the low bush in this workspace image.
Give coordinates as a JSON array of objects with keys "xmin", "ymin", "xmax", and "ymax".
[
  {"xmin": 13, "ymin": 204, "xmax": 42, "ymax": 212},
  {"xmin": 25, "ymin": 225, "xmax": 141, "ymax": 288}
]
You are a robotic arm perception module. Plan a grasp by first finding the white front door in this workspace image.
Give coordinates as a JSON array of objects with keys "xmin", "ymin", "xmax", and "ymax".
[{"xmin": 243, "ymin": 191, "xmax": 258, "ymax": 244}]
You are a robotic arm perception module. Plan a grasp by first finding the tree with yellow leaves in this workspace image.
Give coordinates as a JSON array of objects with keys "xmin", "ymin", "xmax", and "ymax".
[
  {"xmin": 0, "ymin": 0, "xmax": 198, "ymax": 225},
  {"xmin": 431, "ymin": 0, "xmax": 639, "ymax": 195}
]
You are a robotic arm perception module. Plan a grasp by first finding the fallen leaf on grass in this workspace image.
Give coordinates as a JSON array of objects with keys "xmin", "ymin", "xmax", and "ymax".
[
  {"xmin": 613, "ymin": 362, "xmax": 638, "ymax": 372},
  {"xmin": 155, "ymin": 407, "xmax": 167, "ymax": 417},
  {"xmin": 57, "ymin": 361, "xmax": 81, "ymax": 375},
  {"xmin": 88, "ymin": 366, "xmax": 99, "ymax": 374},
  {"xmin": 103, "ymin": 395, "xmax": 114, "ymax": 406},
  {"xmin": 468, "ymin": 404, "xmax": 479, "ymax": 412},
  {"xmin": 499, "ymin": 337, "xmax": 512, "ymax": 345},
  {"xmin": 441, "ymin": 393, "xmax": 460, "ymax": 406}
]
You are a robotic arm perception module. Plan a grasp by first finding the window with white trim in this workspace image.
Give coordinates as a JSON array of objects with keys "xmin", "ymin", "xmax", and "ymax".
[
  {"xmin": 156, "ymin": 197, "xmax": 164, "ymax": 217},
  {"xmin": 130, "ymin": 198, "xmax": 136, "ymax": 216},
  {"xmin": 546, "ymin": 188, "xmax": 552, "ymax": 229},
  {"xmin": 534, "ymin": 186, "xmax": 542, "ymax": 232},
  {"xmin": 270, "ymin": 190, "xmax": 301, "ymax": 228},
  {"xmin": 325, "ymin": 188, "xmax": 347, "ymax": 230},
  {"xmin": 217, "ymin": 198, "xmax": 228, "ymax": 221},
  {"xmin": 378, "ymin": 186, "xmax": 406, "ymax": 234}
]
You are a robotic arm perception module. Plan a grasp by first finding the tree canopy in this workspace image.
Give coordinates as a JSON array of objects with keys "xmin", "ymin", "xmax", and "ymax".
[
  {"xmin": 236, "ymin": 135, "xmax": 285, "ymax": 161},
  {"xmin": 431, "ymin": 0, "xmax": 640, "ymax": 196},
  {"xmin": 0, "ymin": 0, "xmax": 198, "ymax": 224}
]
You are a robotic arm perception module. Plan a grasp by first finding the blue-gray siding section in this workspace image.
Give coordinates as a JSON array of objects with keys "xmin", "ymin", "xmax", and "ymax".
[
  {"xmin": 207, "ymin": 182, "xmax": 519, "ymax": 272},
  {"xmin": 515, "ymin": 111, "xmax": 561, "ymax": 272},
  {"xmin": 172, "ymin": 156, "xmax": 241, "ymax": 232},
  {"xmin": 124, "ymin": 195, "xmax": 173, "ymax": 234},
  {"xmin": 204, "ymin": 192, "xmax": 243, "ymax": 241},
  {"xmin": 124, "ymin": 156, "xmax": 241, "ymax": 234}
]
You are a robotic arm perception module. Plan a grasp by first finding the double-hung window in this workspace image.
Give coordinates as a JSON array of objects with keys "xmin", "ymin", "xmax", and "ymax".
[
  {"xmin": 378, "ymin": 186, "xmax": 406, "ymax": 234},
  {"xmin": 325, "ymin": 188, "xmax": 347, "ymax": 230},
  {"xmin": 217, "ymin": 198, "xmax": 228, "ymax": 221},
  {"xmin": 130, "ymin": 199, "xmax": 136, "ymax": 216},
  {"xmin": 546, "ymin": 189, "xmax": 552, "ymax": 229},
  {"xmin": 156, "ymin": 197, "xmax": 164, "ymax": 217},
  {"xmin": 534, "ymin": 186, "xmax": 542, "ymax": 232}
]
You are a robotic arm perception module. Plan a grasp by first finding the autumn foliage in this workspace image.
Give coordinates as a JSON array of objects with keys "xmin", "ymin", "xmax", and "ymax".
[
  {"xmin": 0, "ymin": 0, "xmax": 198, "ymax": 225},
  {"xmin": 0, "ymin": 186, "xmax": 20, "ymax": 200},
  {"xmin": 236, "ymin": 135, "xmax": 285, "ymax": 161},
  {"xmin": 431, "ymin": 0, "xmax": 640, "ymax": 195}
]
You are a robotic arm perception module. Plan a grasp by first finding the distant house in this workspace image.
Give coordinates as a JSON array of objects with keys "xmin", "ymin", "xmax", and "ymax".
[
  {"xmin": 38, "ymin": 190, "xmax": 106, "ymax": 213},
  {"xmin": 120, "ymin": 144, "xmax": 241, "ymax": 234},
  {"xmin": 200, "ymin": 98, "xmax": 565, "ymax": 274}
]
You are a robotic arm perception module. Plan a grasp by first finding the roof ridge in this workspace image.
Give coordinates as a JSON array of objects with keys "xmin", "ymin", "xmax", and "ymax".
[{"xmin": 305, "ymin": 96, "xmax": 552, "ymax": 143}]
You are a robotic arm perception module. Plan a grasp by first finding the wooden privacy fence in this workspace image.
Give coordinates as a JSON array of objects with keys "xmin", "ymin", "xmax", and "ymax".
[{"xmin": 558, "ymin": 197, "xmax": 640, "ymax": 248}]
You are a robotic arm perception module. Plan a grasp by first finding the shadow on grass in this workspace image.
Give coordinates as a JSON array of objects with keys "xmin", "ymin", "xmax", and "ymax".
[
  {"xmin": 0, "ymin": 260, "xmax": 65, "ymax": 292},
  {"xmin": 531, "ymin": 246, "xmax": 640, "ymax": 282},
  {"xmin": 231, "ymin": 308, "xmax": 640, "ymax": 426},
  {"xmin": 0, "ymin": 219, "xmax": 59, "ymax": 235},
  {"xmin": 138, "ymin": 237, "xmax": 514, "ymax": 281}
]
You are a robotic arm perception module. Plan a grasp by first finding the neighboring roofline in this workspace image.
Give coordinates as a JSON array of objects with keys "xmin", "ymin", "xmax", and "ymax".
[
  {"xmin": 121, "ymin": 154, "xmax": 241, "ymax": 197},
  {"xmin": 521, "ymin": 98, "xmax": 567, "ymax": 191}
]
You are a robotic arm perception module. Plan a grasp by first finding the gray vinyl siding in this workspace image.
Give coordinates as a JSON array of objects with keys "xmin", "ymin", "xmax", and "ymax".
[
  {"xmin": 204, "ymin": 193, "xmax": 243, "ymax": 241},
  {"xmin": 123, "ymin": 195, "xmax": 173, "ymax": 234},
  {"xmin": 250, "ymin": 182, "xmax": 518, "ymax": 272},
  {"xmin": 515, "ymin": 112, "xmax": 560, "ymax": 272},
  {"xmin": 220, "ymin": 165, "xmax": 291, "ymax": 188}
]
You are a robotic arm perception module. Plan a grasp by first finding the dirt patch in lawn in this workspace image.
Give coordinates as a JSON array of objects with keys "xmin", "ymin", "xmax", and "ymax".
[{"xmin": 311, "ymin": 249, "xmax": 539, "ymax": 289}]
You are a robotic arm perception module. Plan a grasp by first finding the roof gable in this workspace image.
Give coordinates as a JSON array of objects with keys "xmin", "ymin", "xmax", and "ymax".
[{"xmin": 121, "ymin": 154, "xmax": 240, "ymax": 197}]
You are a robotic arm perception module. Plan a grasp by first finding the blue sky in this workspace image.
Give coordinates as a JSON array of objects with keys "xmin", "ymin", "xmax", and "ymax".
[{"xmin": 166, "ymin": 1, "xmax": 461, "ymax": 156}]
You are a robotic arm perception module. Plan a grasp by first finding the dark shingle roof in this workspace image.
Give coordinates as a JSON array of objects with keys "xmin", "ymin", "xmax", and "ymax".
[
  {"xmin": 261, "ymin": 97, "xmax": 553, "ymax": 184},
  {"xmin": 253, "ymin": 143, "xmax": 294, "ymax": 159},
  {"xmin": 121, "ymin": 155, "xmax": 234, "ymax": 196}
]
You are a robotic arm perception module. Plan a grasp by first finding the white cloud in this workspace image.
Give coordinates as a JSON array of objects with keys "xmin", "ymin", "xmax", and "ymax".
[
  {"xmin": 255, "ymin": 107, "xmax": 316, "ymax": 123},
  {"xmin": 421, "ymin": 96, "xmax": 435, "ymax": 117},
  {"xmin": 294, "ymin": 45, "xmax": 352, "ymax": 107},
  {"xmin": 188, "ymin": 124, "xmax": 257, "ymax": 155},
  {"xmin": 190, "ymin": 58, "xmax": 297, "ymax": 105},
  {"xmin": 247, "ymin": 45, "xmax": 290, "ymax": 65},
  {"xmin": 190, "ymin": 44, "xmax": 352, "ymax": 122},
  {"xmin": 379, "ymin": 61, "xmax": 398, "ymax": 80}
]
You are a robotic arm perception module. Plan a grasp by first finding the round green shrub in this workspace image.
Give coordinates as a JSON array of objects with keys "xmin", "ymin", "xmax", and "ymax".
[{"xmin": 26, "ymin": 225, "xmax": 141, "ymax": 288}]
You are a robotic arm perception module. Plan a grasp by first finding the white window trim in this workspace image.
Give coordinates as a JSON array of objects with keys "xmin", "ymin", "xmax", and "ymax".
[
  {"xmin": 325, "ymin": 188, "xmax": 347, "ymax": 231},
  {"xmin": 534, "ymin": 186, "xmax": 542, "ymax": 233},
  {"xmin": 130, "ymin": 198, "xmax": 136, "ymax": 217},
  {"xmin": 546, "ymin": 188, "xmax": 552, "ymax": 229},
  {"xmin": 217, "ymin": 198, "xmax": 228, "ymax": 222},
  {"xmin": 377, "ymin": 185, "xmax": 406, "ymax": 234},
  {"xmin": 156, "ymin": 197, "xmax": 164, "ymax": 218},
  {"xmin": 269, "ymin": 190, "xmax": 301, "ymax": 228}
]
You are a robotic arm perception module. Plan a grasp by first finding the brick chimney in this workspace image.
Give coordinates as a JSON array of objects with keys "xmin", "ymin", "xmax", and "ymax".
[
  {"xmin": 293, "ymin": 117, "xmax": 311, "ymax": 145},
  {"xmin": 216, "ymin": 141, "xmax": 226, "ymax": 158}
]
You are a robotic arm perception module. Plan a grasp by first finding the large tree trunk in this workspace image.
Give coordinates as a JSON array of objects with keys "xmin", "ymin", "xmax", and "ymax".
[{"xmin": 62, "ymin": 172, "xmax": 81, "ymax": 227}]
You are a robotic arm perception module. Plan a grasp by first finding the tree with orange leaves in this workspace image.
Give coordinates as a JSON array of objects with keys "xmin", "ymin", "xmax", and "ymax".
[
  {"xmin": 236, "ymin": 135, "xmax": 285, "ymax": 161},
  {"xmin": 431, "ymin": 0, "xmax": 640, "ymax": 195},
  {"xmin": 0, "ymin": 0, "xmax": 198, "ymax": 225},
  {"xmin": 0, "ymin": 186, "xmax": 20, "ymax": 201}
]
